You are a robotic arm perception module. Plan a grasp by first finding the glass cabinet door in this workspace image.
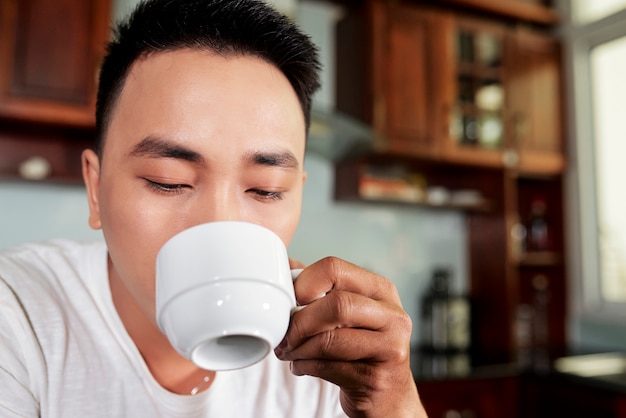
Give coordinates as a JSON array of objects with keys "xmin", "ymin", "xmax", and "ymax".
[{"xmin": 451, "ymin": 22, "xmax": 506, "ymax": 151}]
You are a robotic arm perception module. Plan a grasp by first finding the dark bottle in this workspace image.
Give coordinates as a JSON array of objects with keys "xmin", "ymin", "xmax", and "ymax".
[
  {"xmin": 419, "ymin": 268, "xmax": 471, "ymax": 378},
  {"xmin": 527, "ymin": 196, "xmax": 549, "ymax": 251},
  {"xmin": 420, "ymin": 268, "xmax": 471, "ymax": 353}
]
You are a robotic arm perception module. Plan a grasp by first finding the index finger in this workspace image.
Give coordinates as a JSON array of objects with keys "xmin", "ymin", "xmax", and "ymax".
[{"xmin": 294, "ymin": 256, "xmax": 402, "ymax": 306}]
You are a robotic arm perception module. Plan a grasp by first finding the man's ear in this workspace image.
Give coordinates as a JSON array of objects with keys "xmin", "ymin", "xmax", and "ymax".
[{"xmin": 82, "ymin": 149, "xmax": 103, "ymax": 230}]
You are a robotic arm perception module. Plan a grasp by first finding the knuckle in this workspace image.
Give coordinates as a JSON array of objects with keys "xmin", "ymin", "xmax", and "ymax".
[
  {"xmin": 320, "ymin": 331, "xmax": 335, "ymax": 357},
  {"xmin": 326, "ymin": 290, "xmax": 353, "ymax": 323},
  {"xmin": 370, "ymin": 274, "xmax": 399, "ymax": 301},
  {"xmin": 388, "ymin": 342, "xmax": 411, "ymax": 364},
  {"xmin": 318, "ymin": 256, "xmax": 344, "ymax": 277},
  {"xmin": 288, "ymin": 313, "xmax": 306, "ymax": 342},
  {"xmin": 397, "ymin": 309, "xmax": 413, "ymax": 335},
  {"xmin": 382, "ymin": 310, "xmax": 412, "ymax": 363}
]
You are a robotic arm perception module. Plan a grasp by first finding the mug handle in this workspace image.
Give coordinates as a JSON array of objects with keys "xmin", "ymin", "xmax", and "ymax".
[
  {"xmin": 290, "ymin": 269, "xmax": 305, "ymax": 316},
  {"xmin": 291, "ymin": 269, "xmax": 304, "ymax": 281}
]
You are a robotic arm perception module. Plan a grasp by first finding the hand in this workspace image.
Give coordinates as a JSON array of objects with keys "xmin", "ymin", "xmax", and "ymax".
[{"xmin": 276, "ymin": 257, "xmax": 428, "ymax": 417}]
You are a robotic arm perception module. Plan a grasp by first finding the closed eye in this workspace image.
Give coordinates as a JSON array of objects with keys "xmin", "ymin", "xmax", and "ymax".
[
  {"xmin": 143, "ymin": 178, "xmax": 190, "ymax": 194},
  {"xmin": 247, "ymin": 188, "xmax": 283, "ymax": 201}
]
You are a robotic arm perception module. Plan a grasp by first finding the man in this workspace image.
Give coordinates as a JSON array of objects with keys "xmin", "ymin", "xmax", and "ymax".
[{"xmin": 0, "ymin": 0, "xmax": 427, "ymax": 416}]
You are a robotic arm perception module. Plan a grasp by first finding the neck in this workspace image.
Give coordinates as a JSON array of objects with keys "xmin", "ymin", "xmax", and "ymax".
[{"xmin": 107, "ymin": 258, "xmax": 216, "ymax": 395}]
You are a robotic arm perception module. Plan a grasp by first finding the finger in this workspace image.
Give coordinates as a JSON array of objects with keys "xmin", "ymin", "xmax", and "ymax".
[
  {"xmin": 289, "ymin": 358, "xmax": 378, "ymax": 389},
  {"xmin": 288, "ymin": 356, "xmax": 413, "ymax": 396},
  {"xmin": 281, "ymin": 290, "xmax": 392, "ymax": 352},
  {"xmin": 295, "ymin": 257, "xmax": 401, "ymax": 306},
  {"xmin": 278, "ymin": 327, "xmax": 404, "ymax": 363}
]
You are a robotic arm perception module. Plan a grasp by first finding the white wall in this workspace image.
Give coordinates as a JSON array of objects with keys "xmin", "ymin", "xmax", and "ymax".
[{"xmin": 0, "ymin": 182, "xmax": 101, "ymax": 246}]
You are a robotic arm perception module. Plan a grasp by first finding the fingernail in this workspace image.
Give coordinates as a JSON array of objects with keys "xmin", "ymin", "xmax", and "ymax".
[
  {"xmin": 276, "ymin": 337, "xmax": 288, "ymax": 351},
  {"xmin": 274, "ymin": 347, "xmax": 283, "ymax": 358}
]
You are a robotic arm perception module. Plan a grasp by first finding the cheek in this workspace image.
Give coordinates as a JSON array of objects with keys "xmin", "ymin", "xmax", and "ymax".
[
  {"xmin": 98, "ymin": 180, "xmax": 184, "ymax": 311},
  {"xmin": 267, "ymin": 191, "xmax": 303, "ymax": 248},
  {"xmin": 100, "ymin": 175, "xmax": 190, "ymax": 247}
]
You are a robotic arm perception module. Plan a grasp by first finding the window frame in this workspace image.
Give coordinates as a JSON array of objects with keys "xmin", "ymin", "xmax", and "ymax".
[{"xmin": 560, "ymin": 2, "xmax": 626, "ymax": 328}]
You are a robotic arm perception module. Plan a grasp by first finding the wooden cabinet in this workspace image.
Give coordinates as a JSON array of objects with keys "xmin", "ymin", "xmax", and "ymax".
[
  {"xmin": 468, "ymin": 172, "xmax": 566, "ymax": 365},
  {"xmin": 0, "ymin": 0, "xmax": 110, "ymax": 127},
  {"xmin": 337, "ymin": 0, "xmax": 564, "ymax": 174},
  {"xmin": 336, "ymin": 0, "xmax": 448, "ymax": 158},
  {"xmin": 418, "ymin": 375, "xmax": 519, "ymax": 418},
  {"xmin": 433, "ymin": 12, "xmax": 563, "ymax": 172},
  {"xmin": 520, "ymin": 373, "xmax": 626, "ymax": 418},
  {"xmin": 0, "ymin": 0, "xmax": 111, "ymax": 182},
  {"xmin": 334, "ymin": 0, "xmax": 567, "ymax": 366}
]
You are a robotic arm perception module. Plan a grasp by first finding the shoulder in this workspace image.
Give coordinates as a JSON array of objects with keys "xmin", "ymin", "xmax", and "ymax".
[
  {"xmin": 0, "ymin": 239, "xmax": 106, "ymax": 285},
  {"xmin": 0, "ymin": 239, "xmax": 108, "ymax": 316},
  {"xmin": 0, "ymin": 238, "xmax": 105, "ymax": 264}
]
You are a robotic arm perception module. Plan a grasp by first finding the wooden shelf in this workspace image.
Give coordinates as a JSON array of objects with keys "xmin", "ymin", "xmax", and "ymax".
[
  {"xmin": 334, "ymin": 153, "xmax": 505, "ymax": 215},
  {"xmin": 0, "ymin": 119, "xmax": 94, "ymax": 184},
  {"xmin": 517, "ymin": 251, "xmax": 562, "ymax": 267},
  {"xmin": 336, "ymin": 194, "xmax": 494, "ymax": 213}
]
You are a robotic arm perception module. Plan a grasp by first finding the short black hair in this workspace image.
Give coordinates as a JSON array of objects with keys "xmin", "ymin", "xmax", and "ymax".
[{"xmin": 95, "ymin": 0, "xmax": 321, "ymax": 158}]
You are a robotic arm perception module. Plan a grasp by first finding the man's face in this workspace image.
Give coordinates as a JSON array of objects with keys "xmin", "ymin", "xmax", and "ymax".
[{"xmin": 83, "ymin": 49, "xmax": 307, "ymax": 322}]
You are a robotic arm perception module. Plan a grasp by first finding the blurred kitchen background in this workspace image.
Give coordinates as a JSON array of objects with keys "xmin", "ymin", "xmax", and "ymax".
[{"xmin": 2, "ymin": 0, "xmax": 626, "ymax": 416}]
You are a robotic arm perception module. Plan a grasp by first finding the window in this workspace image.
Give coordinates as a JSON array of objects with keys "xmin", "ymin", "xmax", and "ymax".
[
  {"xmin": 565, "ymin": 1, "xmax": 626, "ymax": 328},
  {"xmin": 590, "ymin": 37, "xmax": 626, "ymax": 302},
  {"xmin": 572, "ymin": 0, "xmax": 626, "ymax": 24}
]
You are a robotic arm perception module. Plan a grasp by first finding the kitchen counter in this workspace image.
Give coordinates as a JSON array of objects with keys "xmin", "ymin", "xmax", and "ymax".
[
  {"xmin": 411, "ymin": 351, "xmax": 626, "ymax": 418},
  {"xmin": 552, "ymin": 352, "xmax": 626, "ymax": 393}
]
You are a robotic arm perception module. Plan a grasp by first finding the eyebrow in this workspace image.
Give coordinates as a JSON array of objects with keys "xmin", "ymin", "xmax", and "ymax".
[
  {"xmin": 129, "ymin": 136, "xmax": 299, "ymax": 169},
  {"xmin": 129, "ymin": 136, "xmax": 205, "ymax": 164},
  {"xmin": 247, "ymin": 150, "xmax": 299, "ymax": 169}
]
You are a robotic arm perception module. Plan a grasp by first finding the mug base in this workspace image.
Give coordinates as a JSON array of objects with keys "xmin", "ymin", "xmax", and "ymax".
[{"xmin": 191, "ymin": 335, "xmax": 270, "ymax": 371}]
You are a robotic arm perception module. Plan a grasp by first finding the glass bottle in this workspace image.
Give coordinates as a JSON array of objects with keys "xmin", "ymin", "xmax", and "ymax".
[{"xmin": 527, "ymin": 196, "xmax": 549, "ymax": 251}]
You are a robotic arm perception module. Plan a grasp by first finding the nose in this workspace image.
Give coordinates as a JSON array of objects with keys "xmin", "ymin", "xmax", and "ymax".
[{"xmin": 192, "ymin": 182, "xmax": 247, "ymax": 225}]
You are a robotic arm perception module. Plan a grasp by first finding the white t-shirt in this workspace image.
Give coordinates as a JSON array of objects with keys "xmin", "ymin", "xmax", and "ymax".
[{"xmin": 0, "ymin": 240, "xmax": 345, "ymax": 417}]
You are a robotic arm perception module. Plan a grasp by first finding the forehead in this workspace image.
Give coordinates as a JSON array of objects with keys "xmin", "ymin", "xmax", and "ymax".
[{"xmin": 103, "ymin": 48, "xmax": 306, "ymax": 158}]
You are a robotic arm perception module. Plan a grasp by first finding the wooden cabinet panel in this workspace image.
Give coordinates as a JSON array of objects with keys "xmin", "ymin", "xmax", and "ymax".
[
  {"xmin": 507, "ymin": 29, "xmax": 564, "ymax": 175},
  {"xmin": 379, "ymin": 4, "xmax": 446, "ymax": 155},
  {"xmin": 0, "ymin": 0, "xmax": 111, "ymax": 127},
  {"xmin": 522, "ymin": 374, "xmax": 626, "ymax": 418},
  {"xmin": 336, "ymin": 0, "xmax": 448, "ymax": 158},
  {"xmin": 418, "ymin": 376, "xmax": 519, "ymax": 418}
]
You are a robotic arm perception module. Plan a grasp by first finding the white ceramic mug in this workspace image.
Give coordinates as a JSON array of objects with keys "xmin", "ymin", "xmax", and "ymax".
[{"xmin": 155, "ymin": 221, "xmax": 299, "ymax": 371}]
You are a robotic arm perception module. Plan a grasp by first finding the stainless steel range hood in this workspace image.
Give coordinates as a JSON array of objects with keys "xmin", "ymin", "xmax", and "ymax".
[
  {"xmin": 307, "ymin": 106, "xmax": 385, "ymax": 161},
  {"xmin": 293, "ymin": 1, "xmax": 384, "ymax": 161}
]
